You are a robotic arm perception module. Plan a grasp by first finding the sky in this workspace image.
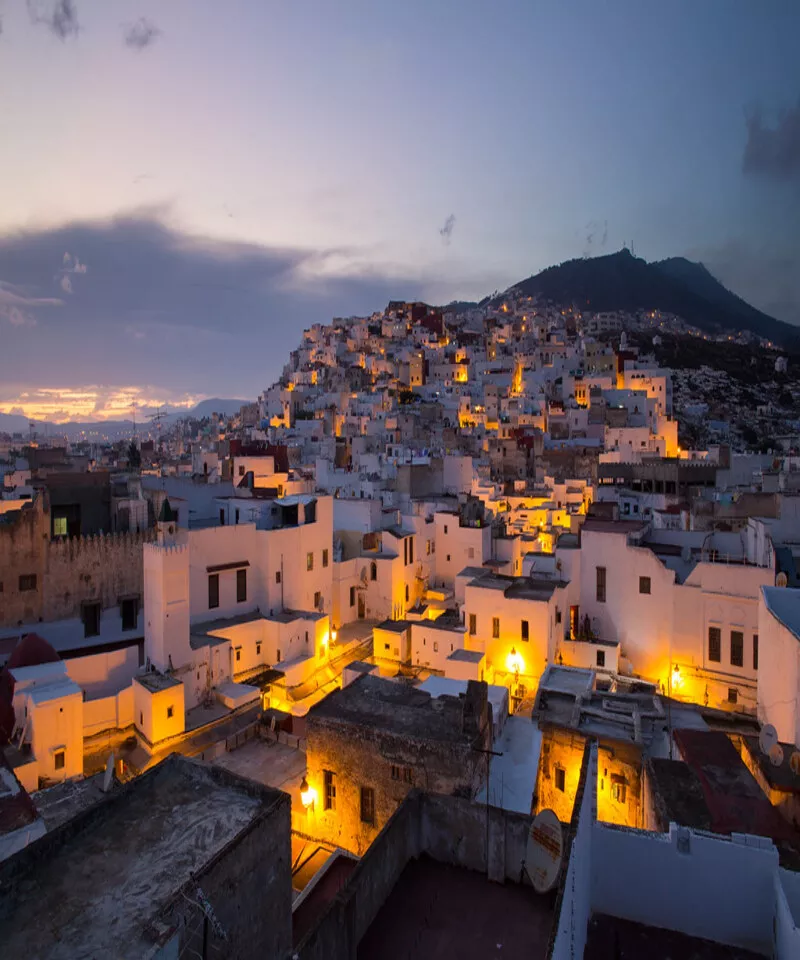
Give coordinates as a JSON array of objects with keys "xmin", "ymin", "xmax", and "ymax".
[{"xmin": 0, "ymin": 0, "xmax": 799, "ymax": 421}]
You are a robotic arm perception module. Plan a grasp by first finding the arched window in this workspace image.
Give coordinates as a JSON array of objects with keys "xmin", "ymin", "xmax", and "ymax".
[{"xmin": 370, "ymin": 561, "xmax": 377, "ymax": 582}]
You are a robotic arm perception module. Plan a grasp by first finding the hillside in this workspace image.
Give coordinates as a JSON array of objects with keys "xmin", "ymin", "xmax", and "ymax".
[{"xmin": 504, "ymin": 249, "xmax": 798, "ymax": 346}]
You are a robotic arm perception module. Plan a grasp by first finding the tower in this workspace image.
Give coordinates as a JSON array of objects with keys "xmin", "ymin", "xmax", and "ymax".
[{"xmin": 144, "ymin": 499, "xmax": 191, "ymax": 673}]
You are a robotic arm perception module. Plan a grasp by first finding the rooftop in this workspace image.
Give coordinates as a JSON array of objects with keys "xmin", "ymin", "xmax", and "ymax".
[
  {"xmin": 308, "ymin": 674, "xmax": 477, "ymax": 743},
  {"xmin": 134, "ymin": 671, "xmax": 182, "ymax": 693},
  {"xmin": 357, "ymin": 856, "xmax": 554, "ymax": 960},
  {"xmin": 762, "ymin": 585, "xmax": 800, "ymax": 640},
  {"xmin": 0, "ymin": 755, "xmax": 285, "ymax": 960},
  {"xmin": 584, "ymin": 914, "xmax": 762, "ymax": 960}
]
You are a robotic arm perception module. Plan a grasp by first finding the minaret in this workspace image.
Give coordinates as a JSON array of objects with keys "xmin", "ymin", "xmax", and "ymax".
[{"xmin": 144, "ymin": 498, "xmax": 191, "ymax": 672}]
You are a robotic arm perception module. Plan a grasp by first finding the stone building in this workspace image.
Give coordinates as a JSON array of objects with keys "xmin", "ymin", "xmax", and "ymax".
[
  {"xmin": 304, "ymin": 675, "xmax": 492, "ymax": 855},
  {"xmin": 0, "ymin": 494, "xmax": 153, "ymax": 631}
]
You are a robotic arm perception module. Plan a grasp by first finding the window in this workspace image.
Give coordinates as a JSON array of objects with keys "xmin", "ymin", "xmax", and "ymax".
[
  {"xmin": 54, "ymin": 750, "xmax": 65, "ymax": 771},
  {"xmin": 554, "ymin": 767, "xmax": 566, "ymax": 792},
  {"xmin": 167, "ymin": 705, "xmax": 174, "ymax": 719},
  {"xmin": 18, "ymin": 574, "xmax": 37, "ymax": 592},
  {"xmin": 596, "ymin": 566, "xmax": 606, "ymax": 603},
  {"xmin": 360, "ymin": 786, "xmax": 375, "ymax": 825},
  {"xmin": 208, "ymin": 574, "xmax": 220, "ymax": 609},
  {"xmin": 753, "ymin": 633, "xmax": 759, "ymax": 671},
  {"xmin": 468, "ymin": 546, "xmax": 475, "ymax": 560},
  {"xmin": 639, "ymin": 576, "xmax": 651, "ymax": 595},
  {"xmin": 405, "ymin": 585, "xmax": 409, "ymax": 602},
  {"xmin": 370, "ymin": 561, "xmax": 377, "ymax": 581},
  {"xmin": 275, "ymin": 570, "xmax": 281, "ymax": 584},
  {"xmin": 521, "ymin": 619, "xmax": 529, "ymax": 641},
  {"xmin": 433, "ymin": 641, "xmax": 439, "ymax": 653},
  {"xmin": 235, "ymin": 648, "xmax": 241, "ymax": 662},
  {"xmin": 277, "ymin": 648, "xmax": 281, "ymax": 662},
  {"xmin": 403, "ymin": 539, "xmax": 408, "ymax": 565},
  {"xmin": 708, "ymin": 626, "xmax": 721, "ymax": 663},
  {"xmin": 324, "ymin": 770, "xmax": 336, "ymax": 811},
  {"xmin": 239, "ymin": 464, "xmax": 245, "ymax": 476},
  {"xmin": 728, "ymin": 687, "xmax": 738, "ymax": 705},
  {"xmin": 444, "ymin": 524, "xmax": 448, "ymax": 535},
  {"xmin": 426, "ymin": 540, "xmax": 431, "ymax": 556},
  {"xmin": 492, "ymin": 617, "xmax": 500, "ymax": 639},
  {"xmin": 446, "ymin": 554, "xmax": 451, "ymax": 562},
  {"xmin": 256, "ymin": 642, "xmax": 261, "ymax": 656},
  {"xmin": 235, "ymin": 509, "xmax": 240, "ymax": 525},
  {"xmin": 140, "ymin": 712, "xmax": 143, "ymax": 725},
  {"xmin": 237, "ymin": 568, "xmax": 247, "ymax": 603},
  {"xmin": 555, "ymin": 609, "xmax": 562, "ymax": 625},
  {"xmin": 322, "ymin": 548, "xmax": 329, "ymax": 568},
  {"xmin": 596, "ymin": 650, "xmax": 606, "ymax": 668},
  {"xmin": 408, "ymin": 538, "xmax": 414, "ymax": 564},
  {"xmin": 82, "ymin": 602, "xmax": 101, "ymax": 638},
  {"xmin": 121, "ymin": 597, "xmax": 138, "ymax": 631},
  {"xmin": 469, "ymin": 614, "xmax": 477, "ymax": 636},
  {"xmin": 611, "ymin": 776, "xmax": 627, "ymax": 804},
  {"xmin": 53, "ymin": 516, "xmax": 68, "ymax": 537},
  {"xmin": 391, "ymin": 765, "xmax": 413, "ymax": 784},
  {"xmin": 307, "ymin": 552, "xmax": 314, "ymax": 571},
  {"xmin": 350, "ymin": 586, "xmax": 356, "ymax": 607},
  {"xmin": 219, "ymin": 508, "xmax": 225, "ymax": 526},
  {"xmin": 314, "ymin": 591, "xmax": 321, "ymax": 609},
  {"xmin": 730, "ymin": 630, "xmax": 744, "ymax": 668}
]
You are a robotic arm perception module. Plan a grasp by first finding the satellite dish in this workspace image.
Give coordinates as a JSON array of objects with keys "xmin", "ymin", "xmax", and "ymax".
[
  {"xmin": 526, "ymin": 808, "xmax": 563, "ymax": 893},
  {"xmin": 790, "ymin": 752, "xmax": 800, "ymax": 777},
  {"xmin": 777, "ymin": 572, "xmax": 788, "ymax": 588},
  {"xmin": 770, "ymin": 744, "xmax": 785, "ymax": 768},
  {"xmin": 759, "ymin": 724, "xmax": 778, "ymax": 755},
  {"xmin": 102, "ymin": 752, "xmax": 115, "ymax": 793}
]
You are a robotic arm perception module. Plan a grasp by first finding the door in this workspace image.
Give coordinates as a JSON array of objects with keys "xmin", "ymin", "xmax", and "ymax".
[{"xmin": 358, "ymin": 594, "xmax": 365, "ymax": 619}]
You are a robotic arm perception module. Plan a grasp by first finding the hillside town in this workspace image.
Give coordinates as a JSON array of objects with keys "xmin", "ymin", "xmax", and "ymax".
[{"xmin": 2, "ymin": 294, "xmax": 800, "ymax": 959}]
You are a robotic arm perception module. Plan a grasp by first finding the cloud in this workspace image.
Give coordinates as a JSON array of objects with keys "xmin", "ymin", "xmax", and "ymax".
[
  {"xmin": 55, "ymin": 251, "xmax": 88, "ymax": 293},
  {"xmin": 0, "ymin": 210, "xmax": 439, "ymax": 396},
  {"xmin": 123, "ymin": 17, "xmax": 161, "ymax": 51},
  {"xmin": 743, "ymin": 100, "xmax": 800, "ymax": 182},
  {"xmin": 59, "ymin": 274, "xmax": 72, "ymax": 294},
  {"xmin": 27, "ymin": 0, "xmax": 79, "ymax": 41},
  {"xmin": 0, "ymin": 281, "xmax": 62, "ymax": 325},
  {"xmin": 439, "ymin": 214, "xmax": 456, "ymax": 245}
]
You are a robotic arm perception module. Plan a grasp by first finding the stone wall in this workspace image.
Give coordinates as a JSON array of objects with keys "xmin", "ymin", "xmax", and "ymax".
[
  {"xmin": 296, "ymin": 790, "xmax": 536, "ymax": 960},
  {"xmin": 157, "ymin": 771, "xmax": 293, "ymax": 960},
  {"xmin": 0, "ymin": 494, "xmax": 154, "ymax": 627},
  {"xmin": 305, "ymin": 714, "xmax": 486, "ymax": 855}
]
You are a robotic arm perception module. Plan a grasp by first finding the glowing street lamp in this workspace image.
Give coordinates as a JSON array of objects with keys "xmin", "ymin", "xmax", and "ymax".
[{"xmin": 300, "ymin": 775, "xmax": 315, "ymax": 810}]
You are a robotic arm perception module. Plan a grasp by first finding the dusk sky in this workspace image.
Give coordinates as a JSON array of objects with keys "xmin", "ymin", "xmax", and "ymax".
[{"xmin": 1, "ymin": 1, "xmax": 799, "ymax": 420}]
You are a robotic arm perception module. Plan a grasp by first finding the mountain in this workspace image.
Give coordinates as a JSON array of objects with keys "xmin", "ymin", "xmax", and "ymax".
[
  {"xmin": 0, "ymin": 398, "xmax": 249, "ymax": 437},
  {"xmin": 185, "ymin": 398, "xmax": 247, "ymax": 420},
  {"xmin": 504, "ymin": 249, "xmax": 799, "ymax": 346}
]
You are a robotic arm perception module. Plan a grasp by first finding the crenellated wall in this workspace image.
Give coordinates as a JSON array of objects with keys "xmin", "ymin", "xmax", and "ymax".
[{"xmin": 0, "ymin": 495, "xmax": 155, "ymax": 627}]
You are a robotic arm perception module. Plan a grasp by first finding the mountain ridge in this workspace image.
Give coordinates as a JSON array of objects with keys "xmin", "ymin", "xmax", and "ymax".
[{"xmin": 500, "ymin": 248, "xmax": 798, "ymax": 346}]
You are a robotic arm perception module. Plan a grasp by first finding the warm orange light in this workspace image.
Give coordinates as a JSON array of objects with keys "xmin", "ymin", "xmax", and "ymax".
[
  {"xmin": 507, "ymin": 647, "xmax": 524, "ymax": 675},
  {"xmin": 300, "ymin": 776, "xmax": 316, "ymax": 809}
]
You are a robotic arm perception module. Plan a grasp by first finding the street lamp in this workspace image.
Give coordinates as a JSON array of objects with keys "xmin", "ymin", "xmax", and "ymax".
[{"xmin": 300, "ymin": 776, "xmax": 315, "ymax": 810}]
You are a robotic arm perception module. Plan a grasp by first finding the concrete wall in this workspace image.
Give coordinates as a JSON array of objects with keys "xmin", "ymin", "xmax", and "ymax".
[
  {"xmin": 776, "ymin": 869, "xmax": 800, "ymax": 960},
  {"xmin": 65, "ymin": 644, "xmax": 140, "ymax": 698},
  {"xmin": 82, "ymin": 685, "xmax": 134, "ymax": 738},
  {"xmin": 591, "ymin": 823, "xmax": 778, "ymax": 954},
  {"xmin": 550, "ymin": 742, "xmax": 593, "ymax": 960},
  {"xmin": 758, "ymin": 589, "xmax": 800, "ymax": 747}
]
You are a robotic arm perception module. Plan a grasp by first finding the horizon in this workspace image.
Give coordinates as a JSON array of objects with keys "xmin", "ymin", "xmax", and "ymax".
[{"xmin": 1, "ymin": 1, "xmax": 798, "ymax": 419}]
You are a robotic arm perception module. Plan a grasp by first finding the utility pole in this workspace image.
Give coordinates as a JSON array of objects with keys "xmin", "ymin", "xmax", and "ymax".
[{"xmin": 472, "ymin": 731, "xmax": 503, "ymax": 875}]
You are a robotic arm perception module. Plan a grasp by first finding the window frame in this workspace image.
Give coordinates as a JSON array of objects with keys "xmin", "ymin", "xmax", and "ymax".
[
  {"xmin": 639, "ymin": 576, "xmax": 651, "ymax": 595},
  {"xmin": 492, "ymin": 617, "xmax": 500, "ymax": 639},
  {"xmin": 323, "ymin": 770, "xmax": 336, "ymax": 811},
  {"xmin": 360, "ymin": 785, "xmax": 376, "ymax": 825},
  {"xmin": 236, "ymin": 567, "xmax": 247, "ymax": 603},
  {"xmin": 208, "ymin": 573, "xmax": 220, "ymax": 610},
  {"xmin": 708, "ymin": 625, "xmax": 721, "ymax": 663},
  {"xmin": 596, "ymin": 566, "xmax": 606, "ymax": 603},
  {"xmin": 730, "ymin": 630, "xmax": 744, "ymax": 668}
]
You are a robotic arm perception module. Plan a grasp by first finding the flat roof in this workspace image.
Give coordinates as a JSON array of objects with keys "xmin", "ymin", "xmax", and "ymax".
[
  {"xmin": 135, "ymin": 671, "xmax": 182, "ymax": 693},
  {"xmin": 358, "ymin": 856, "xmax": 554, "ymax": 960},
  {"xmin": 447, "ymin": 648, "xmax": 484, "ymax": 663},
  {"xmin": 475, "ymin": 715, "xmax": 542, "ymax": 814},
  {"xmin": 309, "ymin": 675, "xmax": 472, "ymax": 743},
  {"xmin": 585, "ymin": 914, "xmax": 762, "ymax": 960},
  {"xmin": 0, "ymin": 756, "xmax": 285, "ymax": 960},
  {"xmin": 645, "ymin": 757, "xmax": 712, "ymax": 831},
  {"xmin": 375, "ymin": 619, "xmax": 410, "ymax": 633},
  {"xmin": 762, "ymin": 586, "xmax": 800, "ymax": 640},
  {"xmin": 29, "ymin": 676, "xmax": 83, "ymax": 704}
]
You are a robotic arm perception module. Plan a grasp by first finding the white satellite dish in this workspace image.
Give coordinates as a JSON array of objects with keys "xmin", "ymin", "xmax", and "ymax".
[
  {"xmin": 526, "ymin": 808, "xmax": 563, "ymax": 893},
  {"xmin": 776, "ymin": 572, "xmax": 788, "ymax": 588},
  {"xmin": 759, "ymin": 724, "xmax": 779, "ymax": 755},
  {"xmin": 789, "ymin": 752, "xmax": 800, "ymax": 777},
  {"xmin": 102, "ymin": 752, "xmax": 115, "ymax": 793},
  {"xmin": 770, "ymin": 744, "xmax": 785, "ymax": 768}
]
